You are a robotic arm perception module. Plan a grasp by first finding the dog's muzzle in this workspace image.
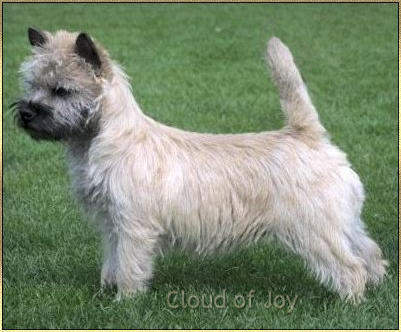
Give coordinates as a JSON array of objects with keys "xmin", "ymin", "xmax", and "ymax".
[
  {"xmin": 20, "ymin": 104, "xmax": 37, "ymax": 124},
  {"xmin": 10, "ymin": 100, "xmax": 52, "ymax": 127}
]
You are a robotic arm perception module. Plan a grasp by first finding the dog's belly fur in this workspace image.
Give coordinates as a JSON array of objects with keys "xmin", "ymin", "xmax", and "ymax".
[
  {"xmin": 159, "ymin": 134, "xmax": 357, "ymax": 254},
  {"xmin": 68, "ymin": 126, "xmax": 363, "ymax": 255}
]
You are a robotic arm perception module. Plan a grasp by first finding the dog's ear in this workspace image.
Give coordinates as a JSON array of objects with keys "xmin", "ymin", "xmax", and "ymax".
[
  {"xmin": 28, "ymin": 27, "xmax": 47, "ymax": 47},
  {"xmin": 75, "ymin": 33, "xmax": 101, "ymax": 71}
]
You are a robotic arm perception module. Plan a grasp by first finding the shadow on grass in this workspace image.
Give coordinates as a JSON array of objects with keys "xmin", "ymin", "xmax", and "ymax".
[
  {"xmin": 32, "ymin": 238, "xmax": 388, "ymax": 309},
  {"xmin": 151, "ymin": 244, "xmax": 337, "ymax": 305}
]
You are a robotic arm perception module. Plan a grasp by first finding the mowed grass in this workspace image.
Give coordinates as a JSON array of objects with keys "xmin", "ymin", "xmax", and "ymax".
[{"xmin": 3, "ymin": 3, "xmax": 398, "ymax": 329}]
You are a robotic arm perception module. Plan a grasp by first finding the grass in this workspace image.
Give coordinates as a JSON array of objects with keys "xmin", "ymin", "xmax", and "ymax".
[{"xmin": 3, "ymin": 3, "xmax": 398, "ymax": 329}]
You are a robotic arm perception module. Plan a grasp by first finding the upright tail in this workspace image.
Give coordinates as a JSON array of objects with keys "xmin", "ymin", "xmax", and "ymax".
[{"xmin": 267, "ymin": 37, "xmax": 326, "ymax": 139}]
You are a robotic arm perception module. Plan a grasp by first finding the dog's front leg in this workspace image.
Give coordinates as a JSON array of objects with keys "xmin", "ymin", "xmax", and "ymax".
[
  {"xmin": 113, "ymin": 222, "xmax": 158, "ymax": 301},
  {"xmin": 100, "ymin": 220, "xmax": 118, "ymax": 289}
]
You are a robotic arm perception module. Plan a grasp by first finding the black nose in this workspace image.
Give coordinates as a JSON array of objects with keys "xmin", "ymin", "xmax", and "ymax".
[{"xmin": 20, "ymin": 108, "xmax": 36, "ymax": 123}]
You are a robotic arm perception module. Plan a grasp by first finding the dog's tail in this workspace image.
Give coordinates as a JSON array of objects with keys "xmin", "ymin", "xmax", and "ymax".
[{"xmin": 267, "ymin": 37, "xmax": 326, "ymax": 139}]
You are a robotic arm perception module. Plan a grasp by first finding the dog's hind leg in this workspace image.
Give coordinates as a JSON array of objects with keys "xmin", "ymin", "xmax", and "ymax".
[
  {"xmin": 274, "ymin": 216, "xmax": 369, "ymax": 303},
  {"xmin": 344, "ymin": 220, "xmax": 388, "ymax": 286}
]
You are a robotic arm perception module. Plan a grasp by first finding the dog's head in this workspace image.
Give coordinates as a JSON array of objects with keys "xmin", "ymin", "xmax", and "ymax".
[{"xmin": 12, "ymin": 28, "xmax": 112, "ymax": 141}]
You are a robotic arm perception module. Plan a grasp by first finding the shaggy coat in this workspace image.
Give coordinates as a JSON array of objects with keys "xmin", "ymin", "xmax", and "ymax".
[{"xmin": 16, "ymin": 29, "xmax": 387, "ymax": 302}]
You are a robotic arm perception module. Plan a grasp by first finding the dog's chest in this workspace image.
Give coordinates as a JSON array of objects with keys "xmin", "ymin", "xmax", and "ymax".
[{"xmin": 66, "ymin": 141, "xmax": 110, "ymax": 212}]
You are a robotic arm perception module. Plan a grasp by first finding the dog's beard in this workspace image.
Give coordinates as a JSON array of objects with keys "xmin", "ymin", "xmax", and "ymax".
[{"xmin": 10, "ymin": 100, "xmax": 92, "ymax": 141}]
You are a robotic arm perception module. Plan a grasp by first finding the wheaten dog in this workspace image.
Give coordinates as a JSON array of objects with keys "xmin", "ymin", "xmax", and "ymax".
[{"xmin": 13, "ymin": 28, "xmax": 387, "ymax": 302}]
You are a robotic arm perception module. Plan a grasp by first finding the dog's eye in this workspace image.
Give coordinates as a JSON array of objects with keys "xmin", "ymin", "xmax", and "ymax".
[{"xmin": 52, "ymin": 86, "xmax": 70, "ymax": 97}]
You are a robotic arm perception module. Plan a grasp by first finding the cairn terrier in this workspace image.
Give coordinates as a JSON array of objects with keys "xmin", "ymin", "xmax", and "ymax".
[{"xmin": 13, "ymin": 28, "xmax": 387, "ymax": 302}]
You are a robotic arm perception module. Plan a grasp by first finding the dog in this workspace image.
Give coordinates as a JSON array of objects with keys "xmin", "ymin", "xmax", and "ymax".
[{"xmin": 12, "ymin": 28, "xmax": 387, "ymax": 302}]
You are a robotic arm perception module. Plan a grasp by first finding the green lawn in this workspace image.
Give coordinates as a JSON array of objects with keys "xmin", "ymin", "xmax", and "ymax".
[{"xmin": 3, "ymin": 3, "xmax": 398, "ymax": 329}]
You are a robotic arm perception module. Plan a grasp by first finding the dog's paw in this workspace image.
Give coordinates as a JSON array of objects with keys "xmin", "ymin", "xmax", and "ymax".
[{"xmin": 114, "ymin": 284, "xmax": 148, "ymax": 302}]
